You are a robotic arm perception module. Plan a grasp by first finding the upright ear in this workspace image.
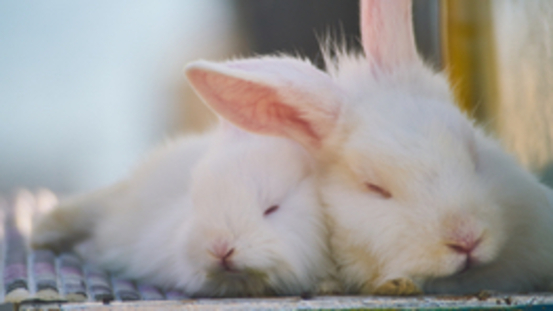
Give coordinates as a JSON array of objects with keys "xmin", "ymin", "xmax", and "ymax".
[
  {"xmin": 185, "ymin": 57, "xmax": 344, "ymax": 149},
  {"xmin": 360, "ymin": 0, "xmax": 419, "ymax": 69}
]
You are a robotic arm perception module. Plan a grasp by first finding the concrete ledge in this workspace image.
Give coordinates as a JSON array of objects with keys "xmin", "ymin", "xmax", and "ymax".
[{"xmin": 13, "ymin": 294, "xmax": 553, "ymax": 311}]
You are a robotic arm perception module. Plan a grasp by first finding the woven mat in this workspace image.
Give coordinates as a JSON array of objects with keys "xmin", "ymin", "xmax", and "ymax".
[{"xmin": 0, "ymin": 190, "xmax": 189, "ymax": 305}]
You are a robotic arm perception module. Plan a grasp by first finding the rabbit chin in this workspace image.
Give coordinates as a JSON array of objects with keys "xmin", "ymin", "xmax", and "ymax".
[{"xmin": 194, "ymin": 267, "xmax": 272, "ymax": 298}]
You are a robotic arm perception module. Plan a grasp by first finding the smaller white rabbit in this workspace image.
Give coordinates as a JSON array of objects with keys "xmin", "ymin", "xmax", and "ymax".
[{"xmin": 32, "ymin": 118, "xmax": 333, "ymax": 296}]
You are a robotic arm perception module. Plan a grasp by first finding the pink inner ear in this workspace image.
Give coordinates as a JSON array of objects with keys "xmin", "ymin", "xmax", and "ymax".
[
  {"xmin": 190, "ymin": 69, "xmax": 321, "ymax": 145},
  {"xmin": 361, "ymin": 0, "xmax": 418, "ymax": 69},
  {"xmin": 361, "ymin": 1, "xmax": 385, "ymax": 62}
]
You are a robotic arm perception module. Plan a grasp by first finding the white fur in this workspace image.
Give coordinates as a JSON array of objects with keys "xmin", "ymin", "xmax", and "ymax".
[
  {"xmin": 32, "ymin": 125, "xmax": 333, "ymax": 297},
  {"xmin": 321, "ymin": 58, "xmax": 553, "ymax": 293},
  {"xmin": 176, "ymin": 0, "xmax": 553, "ymax": 295}
]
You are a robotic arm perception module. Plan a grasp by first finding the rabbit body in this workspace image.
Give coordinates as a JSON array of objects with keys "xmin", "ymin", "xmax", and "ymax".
[
  {"xmin": 319, "ymin": 0, "xmax": 553, "ymax": 294},
  {"xmin": 321, "ymin": 54, "xmax": 553, "ymax": 294},
  {"xmin": 33, "ymin": 127, "xmax": 333, "ymax": 297}
]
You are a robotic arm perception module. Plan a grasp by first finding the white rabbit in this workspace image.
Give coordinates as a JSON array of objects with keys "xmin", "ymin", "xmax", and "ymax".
[
  {"xmin": 182, "ymin": 0, "xmax": 553, "ymax": 295},
  {"xmin": 32, "ymin": 119, "xmax": 333, "ymax": 297}
]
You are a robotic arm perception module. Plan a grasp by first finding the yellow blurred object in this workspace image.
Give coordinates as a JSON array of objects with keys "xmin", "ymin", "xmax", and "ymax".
[
  {"xmin": 442, "ymin": 0, "xmax": 553, "ymax": 179},
  {"xmin": 441, "ymin": 0, "xmax": 497, "ymax": 124}
]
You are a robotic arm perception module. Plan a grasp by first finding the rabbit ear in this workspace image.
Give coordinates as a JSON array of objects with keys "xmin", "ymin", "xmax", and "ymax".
[
  {"xmin": 185, "ymin": 58, "xmax": 343, "ymax": 149},
  {"xmin": 360, "ymin": 0, "xmax": 419, "ymax": 69}
]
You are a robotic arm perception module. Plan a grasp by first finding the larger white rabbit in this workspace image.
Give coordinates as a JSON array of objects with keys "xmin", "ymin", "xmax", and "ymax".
[
  {"xmin": 183, "ymin": 0, "xmax": 553, "ymax": 295},
  {"xmin": 32, "ymin": 120, "xmax": 333, "ymax": 297}
]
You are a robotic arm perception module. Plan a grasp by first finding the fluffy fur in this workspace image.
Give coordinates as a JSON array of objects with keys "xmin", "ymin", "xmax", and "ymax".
[
  {"xmin": 179, "ymin": 0, "xmax": 553, "ymax": 295},
  {"xmin": 32, "ymin": 124, "xmax": 333, "ymax": 297}
]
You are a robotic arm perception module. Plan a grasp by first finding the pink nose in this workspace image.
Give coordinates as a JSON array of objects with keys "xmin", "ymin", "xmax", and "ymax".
[
  {"xmin": 210, "ymin": 241, "xmax": 236, "ymax": 271},
  {"xmin": 220, "ymin": 248, "xmax": 235, "ymax": 260},
  {"xmin": 211, "ymin": 240, "xmax": 231, "ymax": 257},
  {"xmin": 219, "ymin": 248, "xmax": 235, "ymax": 271},
  {"xmin": 447, "ymin": 238, "xmax": 481, "ymax": 255}
]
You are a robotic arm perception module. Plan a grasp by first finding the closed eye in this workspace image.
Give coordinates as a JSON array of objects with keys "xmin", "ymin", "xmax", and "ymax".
[
  {"xmin": 264, "ymin": 205, "xmax": 279, "ymax": 216},
  {"xmin": 365, "ymin": 183, "xmax": 392, "ymax": 199}
]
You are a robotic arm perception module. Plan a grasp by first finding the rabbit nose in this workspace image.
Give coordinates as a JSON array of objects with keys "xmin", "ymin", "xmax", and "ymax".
[
  {"xmin": 446, "ymin": 237, "xmax": 481, "ymax": 255},
  {"xmin": 220, "ymin": 248, "xmax": 235, "ymax": 270},
  {"xmin": 211, "ymin": 239, "xmax": 231, "ymax": 257},
  {"xmin": 209, "ymin": 241, "xmax": 236, "ymax": 271},
  {"xmin": 221, "ymin": 248, "xmax": 235, "ymax": 260},
  {"xmin": 209, "ymin": 248, "xmax": 236, "ymax": 271}
]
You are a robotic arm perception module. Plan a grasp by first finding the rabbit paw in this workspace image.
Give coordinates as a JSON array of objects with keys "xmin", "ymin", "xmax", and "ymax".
[
  {"xmin": 31, "ymin": 214, "xmax": 81, "ymax": 252},
  {"xmin": 31, "ymin": 230, "xmax": 73, "ymax": 252},
  {"xmin": 373, "ymin": 278, "xmax": 422, "ymax": 296}
]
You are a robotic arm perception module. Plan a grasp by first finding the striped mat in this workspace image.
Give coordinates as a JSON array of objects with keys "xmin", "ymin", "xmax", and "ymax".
[{"xmin": 0, "ymin": 190, "xmax": 188, "ymax": 305}]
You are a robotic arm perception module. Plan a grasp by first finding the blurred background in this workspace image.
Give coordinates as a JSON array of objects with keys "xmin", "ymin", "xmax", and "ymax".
[{"xmin": 0, "ymin": 0, "xmax": 552, "ymax": 195}]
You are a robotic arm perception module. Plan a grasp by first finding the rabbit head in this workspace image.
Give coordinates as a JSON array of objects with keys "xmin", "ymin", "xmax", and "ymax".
[{"xmin": 174, "ymin": 115, "xmax": 330, "ymax": 296}]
